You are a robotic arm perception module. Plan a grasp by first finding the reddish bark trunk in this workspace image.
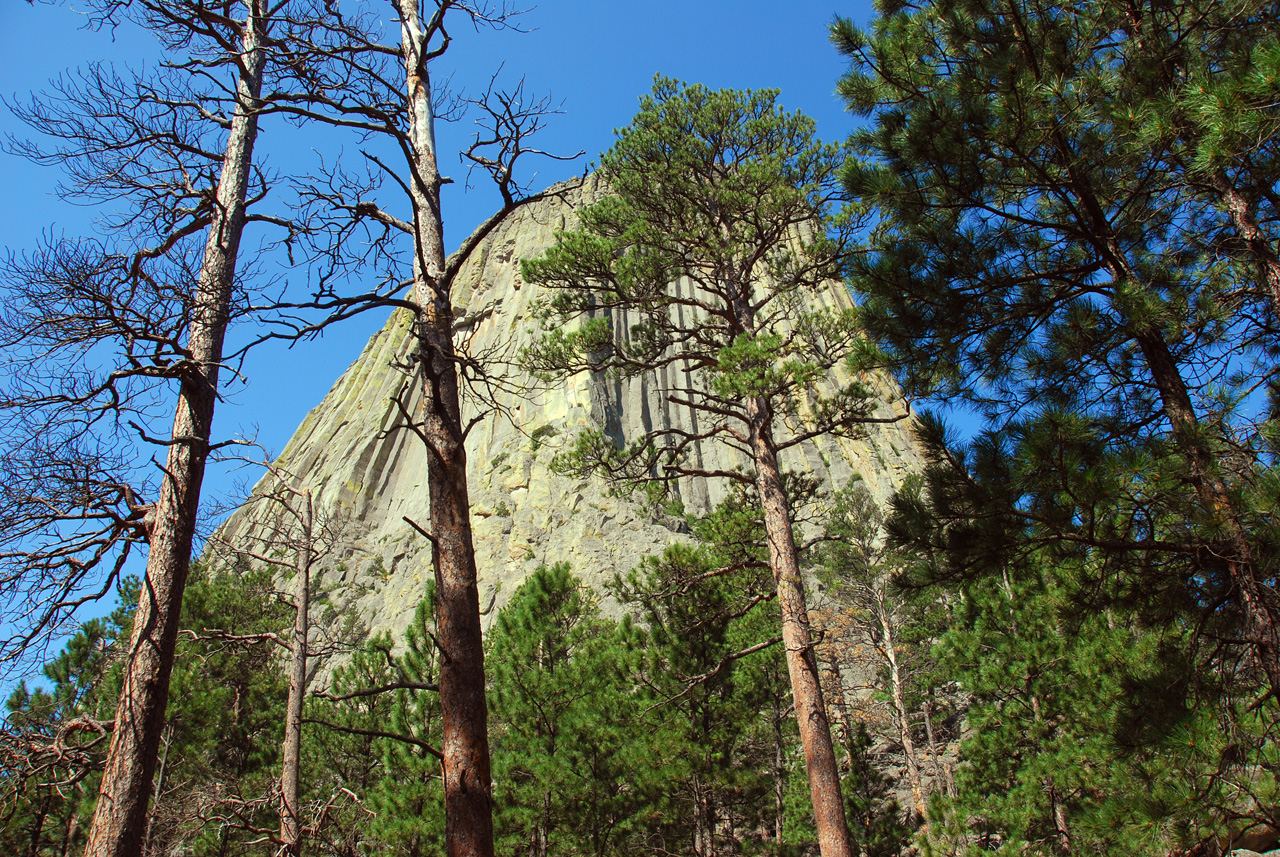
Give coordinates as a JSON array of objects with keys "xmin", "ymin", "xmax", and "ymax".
[
  {"xmin": 421, "ymin": 352, "xmax": 494, "ymax": 857},
  {"xmin": 82, "ymin": 10, "xmax": 265, "ymax": 856},
  {"xmin": 1132, "ymin": 327, "xmax": 1280, "ymax": 695},
  {"xmin": 1211, "ymin": 170, "xmax": 1280, "ymax": 315},
  {"xmin": 747, "ymin": 394, "xmax": 854, "ymax": 857},
  {"xmin": 396, "ymin": 3, "xmax": 494, "ymax": 855}
]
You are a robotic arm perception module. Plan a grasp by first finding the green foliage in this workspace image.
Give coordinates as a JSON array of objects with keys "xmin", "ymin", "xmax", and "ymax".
[
  {"xmin": 921, "ymin": 549, "xmax": 1280, "ymax": 855},
  {"xmin": 488, "ymin": 564, "xmax": 668, "ymax": 857},
  {"xmin": 522, "ymin": 76, "xmax": 873, "ymax": 501},
  {"xmin": 612, "ymin": 491, "xmax": 805, "ymax": 856},
  {"xmin": 840, "ymin": 724, "xmax": 908, "ymax": 857},
  {"xmin": 2, "ymin": 563, "xmax": 291, "ymax": 856},
  {"xmin": 529, "ymin": 424, "xmax": 560, "ymax": 453},
  {"xmin": 837, "ymin": 1, "xmax": 1280, "ymax": 848},
  {"xmin": 782, "ymin": 723, "xmax": 906, "ymax": 857},
  {"xmin": 368, "ymin": 596, "xmax": 447, "ymax": 855},
  {"xmin": 303, "ymin": 589, "xmax": 445, "ymax": 857},
  {"xmin": 1, "ymin": 608, "xmax": 123, "ymax": 857}
]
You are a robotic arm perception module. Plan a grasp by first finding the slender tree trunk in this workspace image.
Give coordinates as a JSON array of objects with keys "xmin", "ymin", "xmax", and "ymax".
[
  {"xmin": 142, "ymin": 723, "xmax": 174, "ymax": 855},
  {"xmin": 747, "ymin": 394, "xmax": 854, "ymax": 857},
  {"xmin": 395, "ymin": 5, "xmax": 494, "ymax": 857},
  {"xmin": 280, "ymin": 491, "xmax": 313, "ymax": 857},
  {"xmin": 874, "ymin": 589, "xmax": 926, "ymax": 821},
  {"xmin": 83, "ymin": 9, "xmax": 265, "ymax": 856},
  {"xmin": 820, "ymin": 650, "xmax": 859, "ymax": 770},
  {"xmin": 922, "ymin": 701, "xmax": 955, "ymax": 800},
  {"xmin": 537, "ymin": 790, "xmax": 550, "ymax": 857},
  {"xmin": 702, "ymin": 772, "xmax": 716, "ymax": 857},
  {"xmin": 692, "ymin": 773, "xmax": 711, "ymax": 857},
  {"xmin": 58, "ymin": 806, "xmax": 77, "ymax": 857},
  {"xmin": 24, "ymin": 804, "xmax": 47, "ymax": 857},
  {"xmin": 1045, "ymin": 777, "xmax": 1071, "ymax": 855},
  {"xmin": 772, "ymin": 697, "xmax": 786, "ymax": 844},
  {"xmin": 1132, "ymin": 326, "xmax": 1280, "ymax": 695}
]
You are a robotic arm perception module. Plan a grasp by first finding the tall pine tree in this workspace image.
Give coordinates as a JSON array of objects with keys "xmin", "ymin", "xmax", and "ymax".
[
  {"xmin": 835, "ymin": 0, "xmax": 1280, "ymax": 717},
  {"xmin": 522, "ymin": 78, "xmax": 887, "ymax": 857}
]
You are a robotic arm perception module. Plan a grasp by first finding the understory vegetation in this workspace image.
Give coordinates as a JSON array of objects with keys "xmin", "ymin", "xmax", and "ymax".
[{"xmin": 0, "ymin": 498, "xmax": 915, "ymax": 857}]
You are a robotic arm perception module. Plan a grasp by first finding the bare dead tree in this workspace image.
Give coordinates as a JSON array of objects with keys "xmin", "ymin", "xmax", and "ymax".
[
  {"xmin": 0, "ymin": 2, "xmax": 388, "ymax": 855},
  {"xmin": 0, "ymin": 421, "xmax": 154, "ymax": 672},
  {"xmin": 205, "ymin": 452, "xmax": 343, "ymax": 857},
  {"xmin": 4, "ymin": 6, "xmax": 572, "ymax": 856},
  {"xmin": 230, "ymin": 6, "xmax": 584, "ymax": 856}
]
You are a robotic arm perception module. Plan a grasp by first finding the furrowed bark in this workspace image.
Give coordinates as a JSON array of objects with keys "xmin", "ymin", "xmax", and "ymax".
[
  {"xmin": 396, "ymin": 3, "xmax": 494, "ymax": 855},
  {"xmin": 280, "ymin": 491, "xmax": 313, "ymax": 857},
  {"xmin": 82, "ymin": 9, "xmax": 265, "ymax": 856},
  {"xmin": 747, "ymin": 394, "xmax": 854, "ymax": 857},
  {"xmin": 1132, "ymin": 326, "xmax": 1280, "ymax": 696},
  {"xmin": 421, "ymin": 352, "xmax": 493, "ymax": 857},
  {"xmin": 1210, "ymin": 170, "xmax": 1280, "ymax": 315}
]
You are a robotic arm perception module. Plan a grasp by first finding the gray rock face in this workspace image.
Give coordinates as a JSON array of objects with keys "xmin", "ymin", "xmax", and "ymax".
[{"xmin": 216, "ymin": 175, "xmax": 925, "ymax": 640}]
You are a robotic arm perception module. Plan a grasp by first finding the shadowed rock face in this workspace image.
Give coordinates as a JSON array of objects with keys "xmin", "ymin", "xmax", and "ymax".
[{"xmin": 216, "ymin": 174, "xmax": 925, "ymax": 640}]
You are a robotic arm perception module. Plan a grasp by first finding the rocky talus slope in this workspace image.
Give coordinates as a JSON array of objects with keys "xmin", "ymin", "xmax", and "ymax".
[{"xmin": 216, "ymin": 174, "xmax": 925, "ymax": 638}]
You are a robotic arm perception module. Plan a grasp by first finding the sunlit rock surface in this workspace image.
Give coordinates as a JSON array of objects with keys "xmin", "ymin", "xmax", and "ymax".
[{"xmin": 216, "ymin": 174, "xmax": 925, "ymax": 639}]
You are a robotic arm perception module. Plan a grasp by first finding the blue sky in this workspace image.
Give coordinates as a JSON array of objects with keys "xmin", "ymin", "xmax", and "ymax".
[{"xmin": 0, "ymin": 0, "xmax": 875, "ymax": 522}]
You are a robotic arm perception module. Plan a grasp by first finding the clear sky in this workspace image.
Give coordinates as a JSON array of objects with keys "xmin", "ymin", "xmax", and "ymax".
[{"xmin": 0, "ymin": 0, "xmax": 876, "ymax": 523}]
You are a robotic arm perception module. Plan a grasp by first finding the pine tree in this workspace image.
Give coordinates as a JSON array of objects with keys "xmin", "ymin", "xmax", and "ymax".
[
  {"xmin": 924, "ymin": 545, "xmax": 1266, "ymax": 855},
  {"xmin": 612, "ymin": 489, "xmax": 807, "ymax": 857},
  {"xmin": 2, "ymin": 614, "xmax": 119, "ymax": 857},
  {"xmin": 364, "ymin": 598, "xmax": 447, "ymax": 857},
  {"xmin": 1, "ymin": 564, "xmax": 291, "ymax": 857},
  {"xmin": 298, "ymin": 590, "xmax": 447, "ymax": 857},
  {"xmin": 522, "ymin": 77, "xmax": 883, "ymax": 857},
  {"xmin": 487, "ymin": 564, "xmax": 666, "ymax": 857},
  {"xmin": 833, "ymin": 0, "xmax": 1280, "ymax": 719}
]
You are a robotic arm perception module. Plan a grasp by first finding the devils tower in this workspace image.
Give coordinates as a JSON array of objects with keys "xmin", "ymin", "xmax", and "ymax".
[{"xmin": 216, "ymin": 175, "xmax": 923, "ymax": 639}]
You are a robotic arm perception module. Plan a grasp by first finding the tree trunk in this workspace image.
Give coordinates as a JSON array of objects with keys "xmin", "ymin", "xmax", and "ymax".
[
  {"xmin": 58, "ymin": 806, "xmax": 77, "ymax": 857},
  {"xmin": 692, "ymin": 773, "xmax": 712, "ymax": 857},
  {"xmin": 1132, "ymin": 326, "xmax": 1280, "ymax": 695},
  {"xmin": 922, "ymin": 701, "xmax": 955, "ymax": 800},
  {"xmin": 395, "ymin": 5, "xmax": 494, "ymax": 857},
  {"xmin": 82, "ymin": 8, "xmax": 265, "ymax": 857},
  {"xmin": 280, "ymin": 491, "xmax": 313, "ymax": 857},
  {"xmin": 772, "ymin": 697, "xmax": 786, "ymax": 844},
  {"xmin": 1046, "ymin": 776, "xmax": 1071, "ymax": 855},
  {"xmin": 1210, "ymin": 170, "xmax": 1280, "ymax": 314},
  {"xmin": 747, "ymin": 394, "xmax": 854, "ymax": 857},
  {"xmin": 875, "ymin": 588, "xmax": 926, "ymax": 821},
  {"xmin": 24, "ymin": 803, "xmax": 47, "ymax": 857},
  {"xmin": 142, "ymin": 723, "xmax": 174, "ymax": 855}
]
